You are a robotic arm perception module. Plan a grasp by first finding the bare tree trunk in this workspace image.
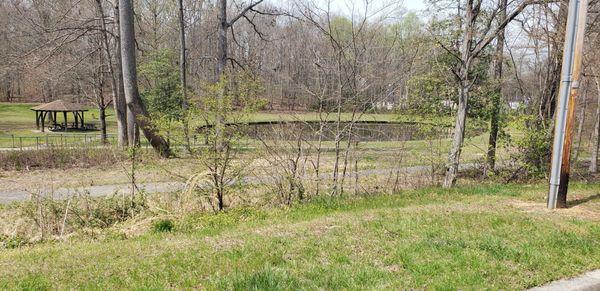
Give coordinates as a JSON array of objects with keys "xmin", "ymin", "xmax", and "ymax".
[
  {"xmin": 444, "ymin": 82, "xmax": 469, "ymax": 188},
  {"xmin": 573, "ymin": 83, "xmax": 587, "ymax": 162},
  {"xmin": 99, "ymin": 105, "xmax": 107, "ymax": 143},
  {"xmin": 331, "ymin": 56, "xmax": 343, "ymax": 196},
  {"xmin": 590, "ymin": 74, "xmax": 600, "ymax": 173},
  {"xmin": 93, "ymin": 46, "xmax": 109, "ymax": 144},
  {"xmin": 95, "ymin": 0, "xmax": 127, "ymax": 147},
  {"xmin": 114, "ymin": 3, "xmax": 136, "ymax": 147},
  {"xmin": 216, "ymin": 0, "xmax": 227, "ymax": 78},
  {"xmin": 444, "ymin": 1, "xmax": 475, "ymax": 188},
  {"xmin": 215, "ymin": 0, "xmax": 228, "ymax": 151},
  {"xmin": 486, "ymin": 0, "xmax": 507, "ymax": 173},
  {"xmin": 119, "ymin": 0, "xmax": 170, "ymax": 157},
  {"xmin": 213, "ymin": 0, "xmax": 262, "ymax": 151},
  {"xmin": 314, "ymin": 100, "xmax": 325, "ymax": 197},
  {"xmin": 178, "ymin": 0, "xmax": 192, "ymax": 153}
]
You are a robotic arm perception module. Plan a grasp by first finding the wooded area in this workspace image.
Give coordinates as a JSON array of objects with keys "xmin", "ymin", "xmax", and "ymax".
[
  {"xmin": 1, "ymin": 1, "xmax": 600, "ymax": 287},
  {"xmin": 1, "ymin": 0, "xmax": 600, "ymax": 193}
]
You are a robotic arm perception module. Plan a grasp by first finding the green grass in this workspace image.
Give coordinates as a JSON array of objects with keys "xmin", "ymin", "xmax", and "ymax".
[
  {"xmin": 0, "ymin": 183, "xmax": 598, "ymax": 289},
  {"xmin": 0, "ymin": 102, "xmax": 115, "ymax": 147},
  {"xmin": 0, "ymin": 103, "xmax": 36, "ymax": 126},
  {"xmin": 0, "ymin": 102, "xmax": 442, "ymax": 130},
  {"xmin": 0, "ymin": 103, "xmax": 117, "ymax": 133}
]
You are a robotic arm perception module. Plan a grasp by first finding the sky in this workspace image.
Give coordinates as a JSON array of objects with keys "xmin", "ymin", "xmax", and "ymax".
[
  {"xmin": 403, "ymin": 0, "xmax": 427, "ymax": 11},
  {"xmin": 330, "ymin": 0, "xmax": 427, "ymax": 12},
  {"xmin": 269, "ymin": 0, "xmax": 428, "ymax": 19}
]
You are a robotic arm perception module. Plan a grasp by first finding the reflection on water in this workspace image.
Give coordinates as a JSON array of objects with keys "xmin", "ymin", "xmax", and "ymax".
[{"xmin": 227, "ymin": 121, "xmax": 453, "ymax": 142}]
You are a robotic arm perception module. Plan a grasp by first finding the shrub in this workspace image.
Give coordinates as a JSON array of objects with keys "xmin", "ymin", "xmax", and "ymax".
[
  {"xmin": 511, "ymin": 116, "xmax": 552, "ymax": 178},
  {"xmin": 152, "ymin": 219, "xmax": 174, "ymax": 233},
  {"xmin": 19, "ymin": 192, "xmax": 147, "ymax": 240}
]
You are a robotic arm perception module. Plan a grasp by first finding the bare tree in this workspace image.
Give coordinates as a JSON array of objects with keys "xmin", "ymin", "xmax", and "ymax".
[
  {"xmin": 214, "ymin": 0, "xmax": 264, "ymax": 149},
  {"xmin": 113, "ymin": 2, "xmax": 138, "ymax": 147},
  {"xmin": 119, "ymin": 0, "xmax": 170, "ymax": 156},
  {"xmin": 94, "ymin": 0, "xmax": 128, "ymax": 146},
  {"xmin": 178, "ymin": 0, "xmax": 194, "ymax": 153},
  {"xmin": 486, "ymin": 0, "xmax": 507, "ymax": 173},
  {"xmin": 437, "ymin": 0, "xmax": 536, "ymax": 187}
]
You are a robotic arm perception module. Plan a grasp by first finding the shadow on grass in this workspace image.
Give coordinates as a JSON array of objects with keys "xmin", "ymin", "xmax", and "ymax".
[{"xmin": 569, "ymin": 194, "xmax": 600, "ymax": 207}]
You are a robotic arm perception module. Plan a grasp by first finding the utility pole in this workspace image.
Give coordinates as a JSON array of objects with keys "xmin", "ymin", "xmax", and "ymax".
[{"xmin": 548, "ymin": 0, "xmax": 588, "ymax": 209}]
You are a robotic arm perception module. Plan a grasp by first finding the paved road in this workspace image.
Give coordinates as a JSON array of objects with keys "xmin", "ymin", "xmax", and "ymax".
[
  {"xmin": 0, "ymin": 164, "xmax": 480, "ymax": 204},
  {"xmin": 530, "ymin": 269, "xmax": 600, "ymax": 291}
]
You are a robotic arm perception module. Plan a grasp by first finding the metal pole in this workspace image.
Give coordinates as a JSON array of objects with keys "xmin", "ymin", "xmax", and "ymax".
[
  {"xmin": 557, "ymin": 0, "xmax": 588, "ymax": 208},
  {"xmin": 548, "ymin": 0, "xmax": 581, "ymax": 209}
]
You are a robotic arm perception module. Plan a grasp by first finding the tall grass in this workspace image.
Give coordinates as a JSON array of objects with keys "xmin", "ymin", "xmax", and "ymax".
[{"xmin": 0, "ymin": 148, "xmax": 127, "ymax": 171}]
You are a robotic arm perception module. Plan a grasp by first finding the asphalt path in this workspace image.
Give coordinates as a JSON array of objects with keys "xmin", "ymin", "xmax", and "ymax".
[{"xmin": 0, "ymin": 164, "xmax": 474, "ymax": 204}]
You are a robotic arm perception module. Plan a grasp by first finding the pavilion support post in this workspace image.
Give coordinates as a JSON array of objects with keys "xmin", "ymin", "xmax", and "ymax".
[
  {"xmin": 41, "ymin": 112, "xmax": 46, "ymax": 132},
  {"xmin": 74, "ymin": 112, "xmax": 79, "ymax": 129},
  {"xmin": 63, "ymin": 111, "xmax": 68, "ymax": 132},
  {"xmin": 81, "ymin": 112, "xmax": 85, "ymax": 129},
  {"xmin": 35, "ymin": 111, "xmax": 40, "ymax": 130}
]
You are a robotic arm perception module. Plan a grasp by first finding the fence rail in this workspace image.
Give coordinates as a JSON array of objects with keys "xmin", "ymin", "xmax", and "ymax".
[
  {"xmin": 0, "ymin": 133, "xmax": 219, "ymax": 150},
  {"xmin": 0, "ymin": 134, "xmax": 120, "ymax": 150}
]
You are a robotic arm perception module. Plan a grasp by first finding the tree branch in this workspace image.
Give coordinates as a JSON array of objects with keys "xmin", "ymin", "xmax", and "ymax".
[
  {"xmin": 472, "ymin": 0, "xmax": 549, "ymax": 58},
  {"xmin": 228, "ymin": 0, "xmax": 264, "ymax": 27}
]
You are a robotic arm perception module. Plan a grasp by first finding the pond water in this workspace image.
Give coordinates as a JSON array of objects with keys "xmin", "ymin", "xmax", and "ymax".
[{"xmin": 232, "ymin": 121, "xmax": 453, "ymax": 142}]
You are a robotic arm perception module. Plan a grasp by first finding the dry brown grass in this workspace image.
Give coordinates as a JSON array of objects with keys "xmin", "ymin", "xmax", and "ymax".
[
  {"xmin": 0, "ymin": 148, "xmax": 127, "ymax": 171},
  {"xmin": 509, "ymin": 199, "xmax": 600, "ymax": 221}
]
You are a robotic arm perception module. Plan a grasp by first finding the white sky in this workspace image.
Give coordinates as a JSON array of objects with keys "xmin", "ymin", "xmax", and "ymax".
[
  {"xmin": 318, "ymin": 0, "xmax": 428, "ymax": 21},
  {"xmin": 328, "ymin": 0, "xmax": 427, "ymax": 11},
  {"xmin": 402, "ymin": 0, "xmax": 427, "ymax": 11}
]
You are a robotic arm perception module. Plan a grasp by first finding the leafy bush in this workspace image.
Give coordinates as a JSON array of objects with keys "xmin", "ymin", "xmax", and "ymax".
[
  {"xmin": 139, "ymin": 49, "xmax": 184, "ymax": 120},
  {"xmin": 152, "ymin": 219, "xmax": 174, "ymax": 233},
  {"xmin": 511, "ymin": 116, "xmax": 551, "ymax": 177}
]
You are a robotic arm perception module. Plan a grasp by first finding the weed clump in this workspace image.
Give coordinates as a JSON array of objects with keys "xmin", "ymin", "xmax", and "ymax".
[
  {"xmin": 152, "ymin": 219, "xmax": 174, "ymax": 233},
  {"xmin": 0, "ymin": 234, "xmax": 27, "ymax": 249}
]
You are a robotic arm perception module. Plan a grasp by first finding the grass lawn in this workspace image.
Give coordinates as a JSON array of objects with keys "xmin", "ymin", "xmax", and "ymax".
[
  {"xmin": 0, "ymin": 102, "xmax": 450, "ymax": 135},
  {"xmin": 0, "ymin": 103, "xmax": 117, "ymax": 132},
  {"xmin": 0, "ymin": 103, "xmax": 118, "ymax": 147},
  {"xmin": 0, "ymin": 183, "xmax": 598, "ymax": 289}
]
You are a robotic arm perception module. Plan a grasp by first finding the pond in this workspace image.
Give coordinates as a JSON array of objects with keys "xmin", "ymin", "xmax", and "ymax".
[{"xmin": 207, "ymin": 121, "xmax": 454, "ymax": 142}]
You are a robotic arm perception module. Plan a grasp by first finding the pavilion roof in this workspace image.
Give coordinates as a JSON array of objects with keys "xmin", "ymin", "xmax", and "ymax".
[{"xmin": 31, "ymin": 100, "xmax": 89, "ymax": 112}]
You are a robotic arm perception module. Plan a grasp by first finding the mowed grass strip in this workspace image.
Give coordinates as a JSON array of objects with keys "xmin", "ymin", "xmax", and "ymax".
[
  {"xmin": 0, "ymin": 184, "xmax": 598, "ymax": 290},
  {"xmin": 0, "ymin": 102, "xmax": 450, "ymax": 132}
]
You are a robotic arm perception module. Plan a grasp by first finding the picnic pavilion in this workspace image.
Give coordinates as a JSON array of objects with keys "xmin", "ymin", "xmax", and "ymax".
[{"xmin": 31, "ymin": 100, "xmax": 90, "ymax": 132}]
